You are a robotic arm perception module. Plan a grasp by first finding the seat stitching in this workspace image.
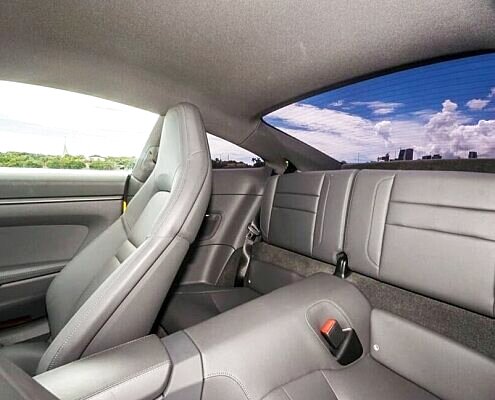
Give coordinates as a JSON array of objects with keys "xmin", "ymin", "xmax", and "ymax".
[
  {"xmin": 47, "ymin": 239, "xmax": 154, "ymax": 370},
  {"xmin": 174, "ymin": 287, "xmax": 252, "ymax": 295},
  {"xmin": 206, "ymin": 372, "xmax": 252, "ymax": 400},
  {"xmin": 78, "ymin": 361, "xmax": 170, "ymax": 400},
  {"xmin": 272, "ymin": 205, "xmax": 316, "ymax": 214},
  {"xmin": 390, "ymin": 199, "xmax": 495, "ymax": 213},
  {"xmin": 76, "ymin": 335, "xmax": 154, "ymax": 362},
  {"xmin": 275, "ymin": 191, "xmax": 319, "ymax": 197},
  {"xmin": 320, "ymin": 370, "xmax": 338, "ymax": 397},
  {"xmin": 281, "ymin": 386, "xmax": 295, "ymax": 400},
  {"xmin": 365, "ymin": 176, "xmax": 394, "ymax": 271},
  {"xmin": 385, "ymin": 222, "xmax": 495, "ymax": 244},
  {"xmin": 376, "ymin": 175, "xmax": 396, "ymax": 273}
]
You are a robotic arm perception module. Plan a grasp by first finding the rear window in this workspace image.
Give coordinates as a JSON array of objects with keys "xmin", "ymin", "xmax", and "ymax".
[{"xmin": 264, "ymin": 53, "xmax": 495, "ymax": 164}]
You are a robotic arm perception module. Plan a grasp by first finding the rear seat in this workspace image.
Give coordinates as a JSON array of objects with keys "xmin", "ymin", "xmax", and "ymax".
[
  {"xmin": 185, "ymin": 169, "xmax": 495, "ymax": 400},
  {"xmin": 161, "ymin": 170, "xmax": 357, "ymax": 332}
]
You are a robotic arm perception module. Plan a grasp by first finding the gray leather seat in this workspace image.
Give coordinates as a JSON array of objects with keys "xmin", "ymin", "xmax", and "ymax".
[
  {"xmin": 161, "ymin": 170, "xmax": 356, "ymax": 332},
  {"xmin": 0, "ymin": 103, "xmax": 212, "ymax": 375},
  {"xmin": 184, "ymin": 169, "xmax": 495, "ymax": 400}
]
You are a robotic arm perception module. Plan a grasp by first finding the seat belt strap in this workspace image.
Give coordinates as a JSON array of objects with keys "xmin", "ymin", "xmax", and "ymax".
[
  {"xmin": 122, "ymin": 174, "xmax": 132, "ymax": 213},
  {"xmin": 235, "ymin": 221, "xmax": 261, "ymax": 287}
]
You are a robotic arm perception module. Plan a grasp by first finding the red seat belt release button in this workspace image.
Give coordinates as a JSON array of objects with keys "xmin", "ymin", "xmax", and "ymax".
[{"xmin": 320, "ymin": 319, "xmax": 346, "ymax": 350}]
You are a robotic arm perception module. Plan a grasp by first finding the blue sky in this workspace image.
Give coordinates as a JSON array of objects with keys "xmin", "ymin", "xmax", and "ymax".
[{"xmin": 265, "ymin": 53, "xmax": 495, "ymax": 163}]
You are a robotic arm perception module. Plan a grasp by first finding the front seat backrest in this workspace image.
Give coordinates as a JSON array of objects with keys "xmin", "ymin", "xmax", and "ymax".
[{"xmin": 37, "ymin": 103, "xmax": 212, "ymax": 373}]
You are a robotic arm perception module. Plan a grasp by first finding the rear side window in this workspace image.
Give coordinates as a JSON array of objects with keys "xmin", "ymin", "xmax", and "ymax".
[
  {"xmin": 0, "ymin": 81, "xmax": 158, "ymax": 171},
  {"xmin": 264, "ymin": 53, "xmax": 495, "ymax": 165},
  {"xmin": 207, "ymin": 133, "xmax": 264, "ymax": 168}
]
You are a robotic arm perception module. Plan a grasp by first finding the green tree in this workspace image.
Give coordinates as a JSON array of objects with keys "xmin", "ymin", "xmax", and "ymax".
[{"xmin": 89, "ymin": 160, "xmax": 116, "ymax": 170}]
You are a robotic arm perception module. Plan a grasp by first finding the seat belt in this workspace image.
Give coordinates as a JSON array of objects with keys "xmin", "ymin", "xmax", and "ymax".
[
  {"xmin": 122, "ymin": 174, "xmax": 132, "ymax": 213},
  {"xmin": 235, "ymin": 220, "xmax": 261, "ymax": 287}
]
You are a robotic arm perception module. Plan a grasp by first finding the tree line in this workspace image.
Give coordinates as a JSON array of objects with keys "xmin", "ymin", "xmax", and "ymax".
[{"xmin": 0, "ymin": 152, "xmax": 136, "ymax": 170}]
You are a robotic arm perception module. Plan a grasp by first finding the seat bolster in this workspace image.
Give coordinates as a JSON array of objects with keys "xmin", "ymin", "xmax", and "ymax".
[{"xmin": 0, "ymin": 341, "xmax": 48, "ymax": 376}]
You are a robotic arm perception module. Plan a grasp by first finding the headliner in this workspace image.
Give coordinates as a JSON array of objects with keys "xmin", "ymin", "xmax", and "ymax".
[{"xmin": 1, "ymin": 1, "xmax": 494, "ymax": 168}]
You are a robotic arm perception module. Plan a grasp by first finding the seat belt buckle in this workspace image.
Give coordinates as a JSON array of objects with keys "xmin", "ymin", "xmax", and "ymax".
[
  {"xmin": 320, "ymin": 319, "xmax": 346, "ymax": 350},
  {"xmin": 246, "ymin": 222, "xmax": 261, "ymax": 242},
  {"xmin": 320, "ymin": 318, "xmax": 363, "ymax": 365}
]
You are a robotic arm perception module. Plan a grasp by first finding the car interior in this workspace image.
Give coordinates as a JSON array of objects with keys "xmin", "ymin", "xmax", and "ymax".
[{"xmin": 0, "ymin": 1, "xmax": 494, "ymax": 400}]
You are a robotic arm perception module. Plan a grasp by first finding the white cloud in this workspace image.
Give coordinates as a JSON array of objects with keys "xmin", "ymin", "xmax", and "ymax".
[
  {"xmin": 351, "ymin": 101, "xmax": 403, "ymax": 115},
  {"xmin": 330, "ymin": 100, "xmax": 344, "ymax": 107},
  {"xmin": 425, "ymin": 100, "xmax": 495, "ymax": 158},
  {"xmin": 466, "ymin": 99, "xmax": 490, "ymax": 110},
  {"xmin": 489, "ymin": 87, "xmax": 495, "ymax": 98},
  {"xmin": 441, "ymin": 99, "xmax": 458, "ymax": 112},
  {"xmin": 374, "ymin": 121, "xmax": 392, "ymax": 142},
  {"xmin": 267, "ymin": 98, "xmax": 495, "ymax": 162}
]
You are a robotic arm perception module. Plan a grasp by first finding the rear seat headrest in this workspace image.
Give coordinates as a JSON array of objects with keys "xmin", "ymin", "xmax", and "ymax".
[
  {"xmin": 260, "ymin": 170, "xmax": 357, "ymax": 265},
  {"xmin": 345, "ymin": 169, "xmax": 495, "ymax": 317}
]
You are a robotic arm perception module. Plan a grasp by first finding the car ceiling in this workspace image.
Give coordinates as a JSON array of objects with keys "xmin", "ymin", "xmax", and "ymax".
[{"xmin": 1, "ymin": 1, "xmax": 494, "ymax": 169}]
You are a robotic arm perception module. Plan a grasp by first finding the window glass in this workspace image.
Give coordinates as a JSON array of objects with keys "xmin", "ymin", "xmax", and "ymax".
[
  {"xmin": 0, "ymin": 81, "xmax": 158, "ymax": 170},
  {"xmin": 264, "ymin": 53, "xmax": 495, "ymax": 164},
  {"xmin": 207, "ymin": 133, "xmax": 264, "ymax": 168}
]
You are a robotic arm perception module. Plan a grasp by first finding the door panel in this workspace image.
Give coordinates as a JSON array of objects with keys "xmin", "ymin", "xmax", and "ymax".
[
  {"xmin": 178, "ymin": 167, "xmax": 271, "ymax": 285},
  {"xmin": 0, "ymin": 169, "xmax": 125, "ymax": 326}
]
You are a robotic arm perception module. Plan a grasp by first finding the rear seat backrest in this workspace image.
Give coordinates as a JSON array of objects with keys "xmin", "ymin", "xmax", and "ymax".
[
  {"xmin": 345, "ymin": 169, "xmax": 495, "ymax": 316},
  {"xmin": 261, "ymin": 170, "xmax": 357, "ymax": 264},
  {"xmin": 248, "ymin": 170, "xmax": 356, "ymax": 294}
]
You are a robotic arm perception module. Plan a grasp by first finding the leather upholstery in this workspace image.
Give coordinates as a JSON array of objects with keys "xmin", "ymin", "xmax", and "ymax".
[
  {"xmin": 345, "ymin": 170, "xmax": 495, "ymax": 316},
  {"xmin": 35, "ymin": 335, "xmax": 170, "ymax": 400},
  {"xmin": 260, "ymin": 170, "xmax": 356, "ymax": 264},
  {"xmin": 0, "ymin": 356, "xmax": 58, "ymax": 400},
  {"xmin": 31, "ymin": 168, "xmax": 495, "ymax": 400},
  {"xmin": 0, "ymin": 342, "xmax": 48, "ymax": 377},
  {"xmin": 161, "ymin": 284, "xmax": 260, "ymax": 334},
  {"xmin": 175, "ymin": 168, "xmax": 495, "ymax": 399},
  {"xmin": 162, "ymin": 170, "xmax": 356, "ymax": 332},
  {"xmin": 1, "ymin": 103, "xmax": 212, "ymax": 375},
  {"xmin": 186, "ymin": 273, "xmax": 495, "ymax": 400}
]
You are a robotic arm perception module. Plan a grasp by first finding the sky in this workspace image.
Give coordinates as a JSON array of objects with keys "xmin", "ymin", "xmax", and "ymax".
[
  {"xmin": 265, "ymin": 53, "xmax": 495, "ymax": 163},
  {"xmin": 206, "ymin": 133, "xmax": 259, "ymax": 164},
  {"xmin": 0, "ymin": 81, "xmax": 158, "ymax": 158},
  {"xmin": 0, "ymin": 80, "xmax": 258, "ymax": 163}
]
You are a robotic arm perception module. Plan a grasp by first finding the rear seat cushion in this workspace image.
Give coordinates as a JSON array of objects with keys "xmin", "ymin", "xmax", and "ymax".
[{"xmin": 161, "ymin": 284, "xmax": 260, "ymax": 334}]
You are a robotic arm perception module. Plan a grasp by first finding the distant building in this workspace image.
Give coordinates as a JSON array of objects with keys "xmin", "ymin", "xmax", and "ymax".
[
  {"xmin": 468, "ymin": 151, "xmax": 478, "ymax": 159},
  {"xmin": 89, "ymin": 155, "xmax": 106, "ymax": 162},
  {"xmin": 422, "ymin": 155, "xmax": 432, "ymax": 160},
  {"xmin": 432, "ymin": 154, "xmax": 442, "ymax": 159},
  {"xmin": 377, "ymin": 153, "xmax": 390, "ymax": 162},
  {"xmin": 397, "ymin": 148, "xmax": 413, "ymax": 161}
]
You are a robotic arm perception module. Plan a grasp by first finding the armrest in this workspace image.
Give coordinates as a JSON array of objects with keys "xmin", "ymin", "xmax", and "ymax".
[{"xmin": 35, "ymin": 335, "xmax": 170, "ymax": 400}]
